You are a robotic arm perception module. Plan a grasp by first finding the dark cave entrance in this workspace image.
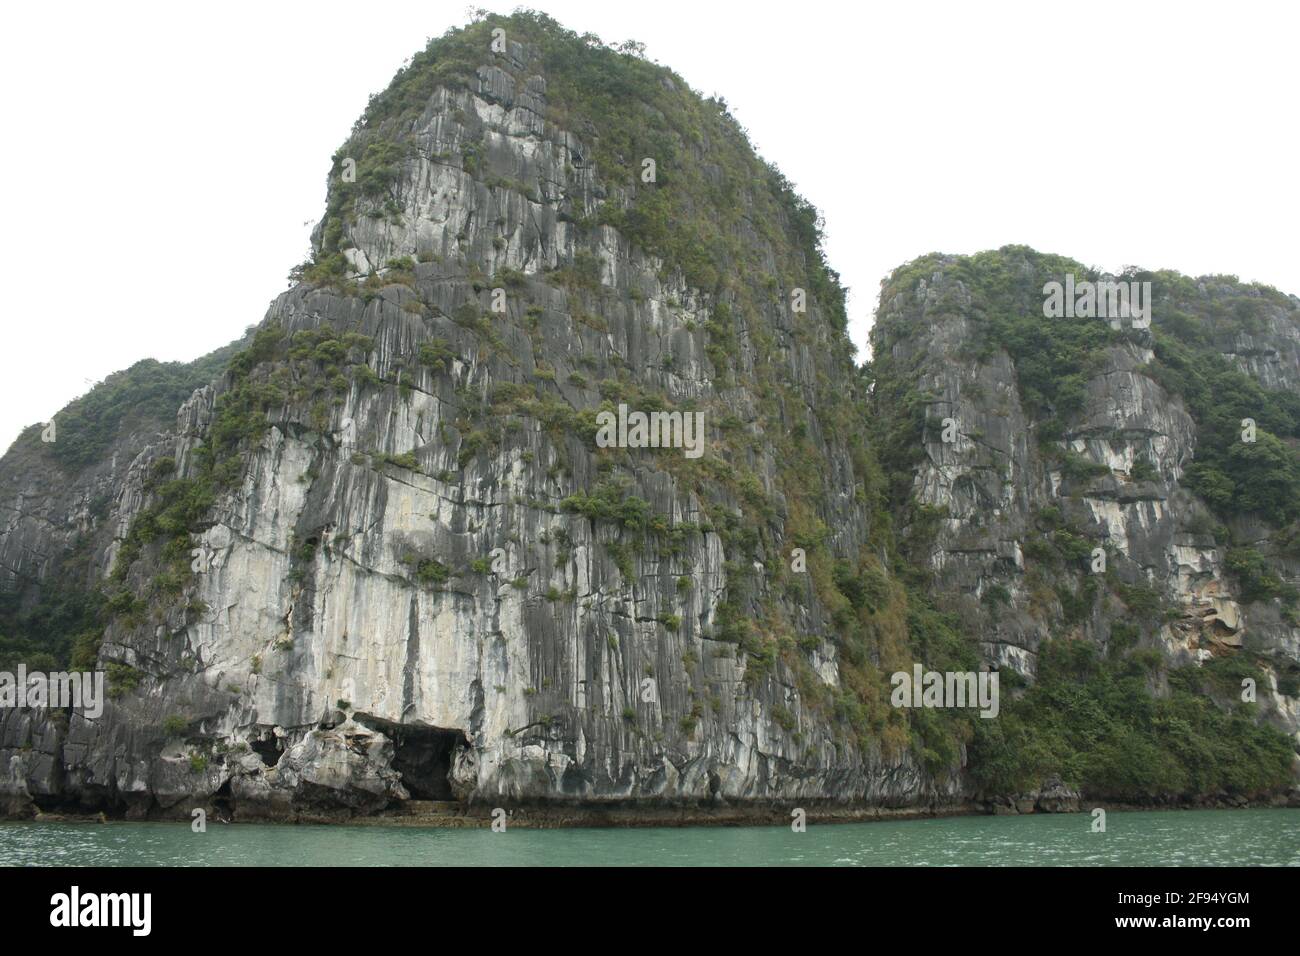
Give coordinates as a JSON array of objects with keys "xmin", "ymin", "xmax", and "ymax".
[
  {"xmin": 390, "ymin": 724, "xmax": 467, "ymax": 800},
  {"xmin": 357, "ymin": 716, "xmax": 467, "ymax": 800},
  {"xmin": 249, "ymin": 734, "xmax": 282, "ymax": 767},
  {"xmin": 213, "ymin": 779, "xmax": 233, "ymax": 817}
]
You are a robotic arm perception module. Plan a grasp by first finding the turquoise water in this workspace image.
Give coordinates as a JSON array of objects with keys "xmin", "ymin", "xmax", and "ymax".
[{"xmin": 2, "ymin": 808, "xmax": 1297, "ymax": 866}]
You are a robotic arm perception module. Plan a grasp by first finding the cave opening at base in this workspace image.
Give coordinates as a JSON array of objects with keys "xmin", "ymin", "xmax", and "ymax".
[
  {"xmin": 391, "ymin": 725, "xmax": 467, "ymax": 800},
  {"xmin": 357, "ymin": 716, "xmax": 467, "ymax": 801},
  {"xmin": 249, "ymin": 735, "xmax": 282, "ymax": 767}
]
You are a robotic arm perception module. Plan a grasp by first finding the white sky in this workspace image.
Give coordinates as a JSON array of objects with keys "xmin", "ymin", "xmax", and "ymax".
[{"xmin": 2, "ymin": 0, "xmax": 1297, "ymax": 455}]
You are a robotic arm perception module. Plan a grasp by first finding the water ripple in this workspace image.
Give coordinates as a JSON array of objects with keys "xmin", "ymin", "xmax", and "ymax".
[{"xmin": 0, "ymin": 808, "xmax": 1296, "ymax": 867}]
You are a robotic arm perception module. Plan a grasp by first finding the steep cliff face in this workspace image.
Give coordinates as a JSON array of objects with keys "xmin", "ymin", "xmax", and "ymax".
[
  {"xmin": 2, "ymin": 14, "xmax": 930, "ymax": 818},
  {"xmin": 2, "ymin": 16, "xmax": 1297, "ymax": 821},
  {"xmin": 0, "ymin": 347, "xmax": 246, "ymax": 668},
  {"xmin": 871, "ymin": 249, "xmax": 1300, "ymax": 800}
]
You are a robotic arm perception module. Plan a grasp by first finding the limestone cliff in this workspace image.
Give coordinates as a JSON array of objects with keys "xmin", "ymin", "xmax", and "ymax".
[
  {"xmin": 872, "ymin": 250, "xmax": 1300, "ymax": 804},
  {"xmin": 1, "ymin": 15, "xmax": 1296, "ymax": 820}
]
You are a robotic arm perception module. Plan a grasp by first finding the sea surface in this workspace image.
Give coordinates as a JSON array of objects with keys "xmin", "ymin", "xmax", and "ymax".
[{"xmin": 1, "ymin": 808, "xmax": 1296, "ymax": 866}]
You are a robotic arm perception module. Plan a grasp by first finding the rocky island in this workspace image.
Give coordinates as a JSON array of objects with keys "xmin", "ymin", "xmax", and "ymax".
[{"xmin": 2, "ymin": 12, "xmax": 1296, "ymax": 825}]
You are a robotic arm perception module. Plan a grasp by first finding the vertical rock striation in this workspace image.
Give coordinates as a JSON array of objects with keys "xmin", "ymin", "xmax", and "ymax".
[{"xmin": 1, "ymin": 17, "xmax": 1296, "ymax": 820}]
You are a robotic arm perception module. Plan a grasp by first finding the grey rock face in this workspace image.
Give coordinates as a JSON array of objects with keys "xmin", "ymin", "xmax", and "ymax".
[
  {"xmin": 876, "ymin": 256, "xmax": 1300, "ymax": 743},
  {"xmin": 2, "ymin": 33, "xmax": 1297, "ymax": 821},
  {"xmin": 0, "ymin": 35, "xmax": 941, "ymax": 818},
  {"xmin": 1035, "ymin": 776, "xmax": 1081, "ymax": 813}
]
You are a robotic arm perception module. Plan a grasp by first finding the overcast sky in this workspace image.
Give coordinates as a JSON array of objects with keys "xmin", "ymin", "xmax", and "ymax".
[{"xmin": 2, "ymin": 0, "xmax": 1297, "ymax": 454}]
